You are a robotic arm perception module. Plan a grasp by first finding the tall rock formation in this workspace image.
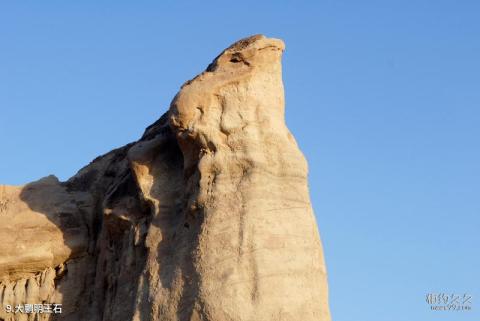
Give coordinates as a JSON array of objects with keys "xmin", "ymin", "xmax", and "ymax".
[{"xmin": 0, "ymin": 35, "xmax": 331, "ymax": 321}]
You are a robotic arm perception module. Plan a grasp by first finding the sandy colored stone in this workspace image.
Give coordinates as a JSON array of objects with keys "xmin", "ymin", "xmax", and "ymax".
[{"xmin": 0, "ymin": 35, "xmax": 330, "ymax": 321}]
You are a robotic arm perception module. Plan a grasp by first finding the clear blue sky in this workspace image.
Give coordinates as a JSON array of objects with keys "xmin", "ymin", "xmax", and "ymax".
[{"xmin": 1, "ymin": 1, "xmax": 478, "ymax": 320}]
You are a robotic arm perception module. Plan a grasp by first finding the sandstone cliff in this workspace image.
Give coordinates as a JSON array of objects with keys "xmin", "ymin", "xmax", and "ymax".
[{"xmin": 0, "ymin": 35, "xmax": 331, "ymax": 321}]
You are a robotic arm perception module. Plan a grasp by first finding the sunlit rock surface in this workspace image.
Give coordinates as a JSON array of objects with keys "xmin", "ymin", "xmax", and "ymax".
[{"xmin": 0, "ymin": 35, "xmax": 330, "ymax": 321}]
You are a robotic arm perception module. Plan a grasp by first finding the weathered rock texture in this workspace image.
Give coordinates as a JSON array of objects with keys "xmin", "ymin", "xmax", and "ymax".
[{"xmin": 0, "ymin": 35, "xmax": 330, "ymax": 321}]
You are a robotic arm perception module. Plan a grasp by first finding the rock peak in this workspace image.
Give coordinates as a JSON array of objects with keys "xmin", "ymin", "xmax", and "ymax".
[
  {"xmin": 204, "ymin": 34, "xmax": 285, "ymax": 73},
  {"xmin": 224, "ymin": 34, "xmax": 284, "ymax": 52}
]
